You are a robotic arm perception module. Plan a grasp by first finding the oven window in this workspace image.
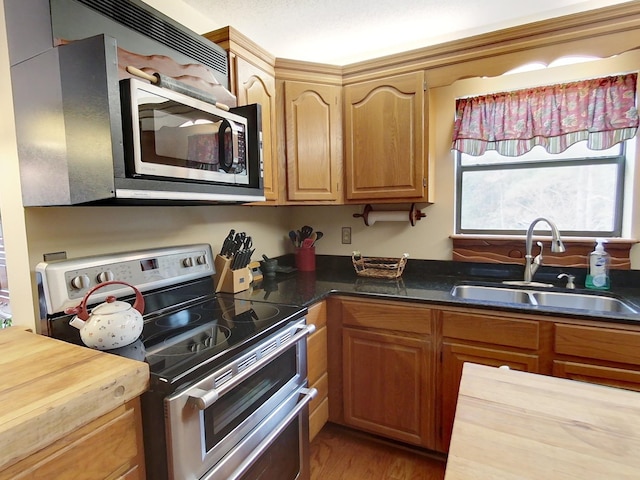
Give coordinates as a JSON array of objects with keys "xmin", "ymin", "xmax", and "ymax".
[
  {"xmin": 203, "ymin": 346, "xmax": 297, "ymax": 451},
  {"xmin": 237, "ymin": 417, "xmax": 301, "ymax": 480}
]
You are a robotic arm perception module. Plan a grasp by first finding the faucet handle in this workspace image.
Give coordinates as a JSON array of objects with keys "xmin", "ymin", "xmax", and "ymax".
[
  {"xmin": 557, "ymin": 273, "xmax": 575, "ymax": 289},
  {"xmin": 533, "ymin": 241, "xmax": 544, "ymax": 264}
]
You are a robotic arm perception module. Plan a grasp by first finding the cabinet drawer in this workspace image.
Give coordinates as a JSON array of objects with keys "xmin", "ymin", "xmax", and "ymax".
[
  {"xmin": 309, "ymin": 397, "xmax": 329, "ymax": 442},
  {"xmin": 553, "ymin": 360, "xmax": 640, "ymax": 392},
  {"xmin": 441, "ymin": 311, "xmax": 539, "ymax": 349},
  {"xmin": 555, "ymin": 324, "xmax": 640, "ymax": 365},
  {"xmin": 308, "ymin": 324, "xmax": 327, "ymax": 388},
  {"xmin": 341, "ymin": 298, "xmax": 432, "ymax": 334},
  {"xmin": 307, "ymin": 301, "xmax": 327, "ymax": 330},
  {"xmin": 309, "ymin": 372, "xmax": 329, "ymax": 415}
]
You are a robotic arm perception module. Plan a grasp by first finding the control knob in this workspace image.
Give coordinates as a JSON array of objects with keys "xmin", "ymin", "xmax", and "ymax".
[
  {"xmin": 182, "ymin": 257, "xmax": 194, "ymax": 268},
  {"xmin": 196, "ymin": 255, "xmax": 207, "ymax": 265},
  {"xmin": 70, "ymin": 274, "xmax": 91, "ymax": 290},
  {"xmin": 96, "ymin": 271, "xmax": 115, "ymax": 283}
]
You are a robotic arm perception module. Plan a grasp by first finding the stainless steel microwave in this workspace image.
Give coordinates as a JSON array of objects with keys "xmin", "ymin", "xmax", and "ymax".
[{"xmin": 120, "ymin": 78, "xmax": 264, "ymax": 203}]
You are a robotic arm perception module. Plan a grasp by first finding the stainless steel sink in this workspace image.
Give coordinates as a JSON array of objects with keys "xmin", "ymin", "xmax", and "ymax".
[
  {"xmin": 531, "ymin": 291, "xmax": 638, "ymax": 314},
  {"xmin": 451, "ymin": 285, "xmax": 532, "ymax": 304},
  {"xmin": 450, "ymin": 284, "xmax": 639, "ymax": 315}
]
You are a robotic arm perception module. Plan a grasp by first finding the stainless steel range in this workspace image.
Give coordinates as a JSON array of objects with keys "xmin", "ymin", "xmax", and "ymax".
[{"xmin": 37, "ymin": 244, "xmax": 316, "ymax": 480}]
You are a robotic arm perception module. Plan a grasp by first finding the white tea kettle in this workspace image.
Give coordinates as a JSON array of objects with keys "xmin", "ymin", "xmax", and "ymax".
[{"xmin": 65, "ymin": 281, "xmax": 145, "ymax": 351}]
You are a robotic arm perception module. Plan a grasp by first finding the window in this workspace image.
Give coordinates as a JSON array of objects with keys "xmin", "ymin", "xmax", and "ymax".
[
  {"xmin": 455, "ymin": 142, "xmax": 626, "ymax": 236},
  {"xmin": 452, "ymin": 73, "xmax": 638, "ymax": 238}
]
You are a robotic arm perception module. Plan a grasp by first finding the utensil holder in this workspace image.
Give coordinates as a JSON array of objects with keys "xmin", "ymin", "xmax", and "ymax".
[{"xmin": 295, "ymin": 247, "xmax": 316, "ymax": 272}]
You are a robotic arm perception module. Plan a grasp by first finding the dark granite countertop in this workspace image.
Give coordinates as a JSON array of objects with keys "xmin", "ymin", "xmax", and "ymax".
[{"xmin": 234, "ymin": 255, "xmax": 640, "ymax": 326}]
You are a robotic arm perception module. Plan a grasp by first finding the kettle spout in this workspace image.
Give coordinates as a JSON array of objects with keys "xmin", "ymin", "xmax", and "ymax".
[{"xmin": 69, "ymin": 316, "xmax": 86, "ymax": 330}]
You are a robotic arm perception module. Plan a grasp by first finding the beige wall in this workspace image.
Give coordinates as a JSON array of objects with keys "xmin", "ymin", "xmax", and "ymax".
[{"xmin": 1, "ymin": 1, "xmax": 639, "ymax": 332}]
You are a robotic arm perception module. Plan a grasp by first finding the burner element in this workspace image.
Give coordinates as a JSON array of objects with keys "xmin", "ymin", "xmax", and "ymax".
[
  {"xmin": 163, "ymin": 324, "xmax": 231, "ymax": 356},
  {"xmin": 223, "ymin": 305, "xmax": 280, "ymax": 323},
  {"xmin": 155, "ymin": 310, "xmax": 202, "ymax": 328}
]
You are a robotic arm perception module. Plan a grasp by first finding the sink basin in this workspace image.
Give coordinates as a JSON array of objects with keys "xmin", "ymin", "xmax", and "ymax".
[
  {"xmin": 451, "ymin": 285, "xmax": 532, "ymax": 304},
  {"xmin": 450, "ymin": 284, "xmax": 639, "ymax": 315},
  {"xmin": 531, "ymin": 291, "xmax": 638, "ymax": 314}
]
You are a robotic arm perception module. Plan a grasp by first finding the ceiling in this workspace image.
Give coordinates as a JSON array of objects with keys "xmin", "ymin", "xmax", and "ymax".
[{"xmin": 180, "ymin": 0, "xmax": 632, "ymax": 65}]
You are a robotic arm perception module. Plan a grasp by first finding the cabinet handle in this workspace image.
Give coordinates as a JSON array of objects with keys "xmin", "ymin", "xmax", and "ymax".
[{"xmin": 499, "ymin": 365, "xmax": 511, "ymax": 370}]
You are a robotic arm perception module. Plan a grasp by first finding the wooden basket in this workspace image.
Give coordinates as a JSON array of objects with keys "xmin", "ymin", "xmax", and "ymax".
[{"xmin": 352, "ymin": 252, "xmax": 409, "ymax": 279}]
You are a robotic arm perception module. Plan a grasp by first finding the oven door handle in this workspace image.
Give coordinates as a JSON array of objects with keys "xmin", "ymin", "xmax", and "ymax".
[
  {"xmin": 188, "ymin": 323, "xmax": 316, "ymax": 410},
  {"xmin": 203, "ymin": 387, "xmax": 318, "ymax": 480}
]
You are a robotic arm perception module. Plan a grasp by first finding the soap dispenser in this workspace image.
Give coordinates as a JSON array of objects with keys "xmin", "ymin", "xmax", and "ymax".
[{"xmin": 585, "ymin": 238, "xmax": 610, "ymax": 290}]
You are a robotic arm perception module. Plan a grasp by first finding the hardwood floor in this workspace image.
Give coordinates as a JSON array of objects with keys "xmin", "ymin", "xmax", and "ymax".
[{"xmin": 310, "ymin": 423, "xmax": 446, "ymax": 480}]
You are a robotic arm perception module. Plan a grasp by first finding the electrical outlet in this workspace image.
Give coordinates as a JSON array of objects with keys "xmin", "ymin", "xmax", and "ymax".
[{"xmin": 341, "ymin": 227, "xmax": 352, "ymax": 244}]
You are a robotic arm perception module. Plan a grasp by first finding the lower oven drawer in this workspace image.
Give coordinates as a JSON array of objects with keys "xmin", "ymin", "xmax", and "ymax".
[{"xmin": 204, "ymin": 386, "xmax": 316, "ymax": 480}]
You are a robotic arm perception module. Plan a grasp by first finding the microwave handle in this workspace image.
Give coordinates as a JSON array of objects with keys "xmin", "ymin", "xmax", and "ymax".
[{"xmin": 218, "ymin": 119, "xmax": 239, "ymax": 172}]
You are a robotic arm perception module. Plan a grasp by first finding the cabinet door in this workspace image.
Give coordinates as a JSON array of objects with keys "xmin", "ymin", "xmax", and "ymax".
[
  {"xmin": 235, "ymin": 57, "xmax": 279, "ymax": 202},
  {"xmin": 344, "ymin": 71, "xmax": 426, "ymax": 201},
  {"xmin": 440, "ymin": 342, "xmax": 539, "ymax": 452},
  {"xmin": 284, "ymin": 81, "xmax": 342, "ymax": 202},
  {"xmin": 343, "ymin": 327, "xmax": 433, "ymax": 447}
]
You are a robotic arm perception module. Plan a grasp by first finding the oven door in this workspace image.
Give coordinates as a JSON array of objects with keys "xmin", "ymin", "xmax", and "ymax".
[
  {"xmin": 165, "ymin": 320, "xmax": 315, "ymax": 480},
  {"xmin": 204, "ymin": 385, "xmax": 316, "ymax": 480}
]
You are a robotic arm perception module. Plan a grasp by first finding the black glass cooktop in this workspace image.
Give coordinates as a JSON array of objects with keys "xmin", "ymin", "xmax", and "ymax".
[
  {"xmin": 49, "ymin": 277, "xmax": 306, "ymax": 392},
  {"xmin": 141, "ymin": 292, "xmax": 305, "ymax": 389}
]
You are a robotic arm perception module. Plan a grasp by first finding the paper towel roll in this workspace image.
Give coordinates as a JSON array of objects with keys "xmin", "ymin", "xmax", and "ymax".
[
  {"xmin": 366, "ymin": 210, "xmax": 409, "ymax": 225},
  {"xmin": 353, "ymin": 203, "xmax": 426, "ymax": 226}
]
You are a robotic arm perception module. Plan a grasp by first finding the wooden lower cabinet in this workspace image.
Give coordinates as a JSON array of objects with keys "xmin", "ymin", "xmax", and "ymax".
[
  {"xmin": 0, "ymin": 398, "xmax": 145, "ymax": 480},
  {"xmin": 343, "ymin": 327, "xmax": 433, "ymax": 447},
  {"xmin": 440, "ymin": 342, "xmax": 539, "ymax": 451},
  {"xmin": 438, "ymin": 309, "xmax": 542, "ymax": 452},
  {"xmin": 307, "ymin": 301, "xmax": 329, "ymax": 441},
  {"xmin": 338, "ymin": 298, "xmax": 435, "ymax": 449},
  {"xmin": 329, "ymin": 296, "xmax": 640, "ymax": 455}
]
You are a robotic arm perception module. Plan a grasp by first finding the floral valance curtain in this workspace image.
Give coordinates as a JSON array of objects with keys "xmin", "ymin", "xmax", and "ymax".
[{"xmin": 451, "ymin": 73, "xmax": 639, "ymax": 156}]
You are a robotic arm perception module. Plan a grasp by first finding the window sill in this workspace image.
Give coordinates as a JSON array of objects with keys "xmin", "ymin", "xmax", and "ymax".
[{"xmin": 450, "ymin": 235, "xmax": 638, "ymax": 270}]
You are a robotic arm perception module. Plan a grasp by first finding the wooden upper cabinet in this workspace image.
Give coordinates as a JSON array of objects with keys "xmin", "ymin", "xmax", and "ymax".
[
  {"xmin": 344, "ymin": 71, "xmax": 427, "ymax": 202},
  {"xmin": 283, "ymin": 81, "xmax": 343, "ymax": 202},
  {"xmin": 233, "ymin": 57, "xmax": 279, "ymax": 202},
  {"xmin": 203, "ymin": 27, "xmax": 279, "ymax": 203}
]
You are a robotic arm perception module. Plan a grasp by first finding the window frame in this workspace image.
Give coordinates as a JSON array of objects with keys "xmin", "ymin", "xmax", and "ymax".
[{"xmin": 454, "ymin": 144, "xmax": 626, "ymax": 237}]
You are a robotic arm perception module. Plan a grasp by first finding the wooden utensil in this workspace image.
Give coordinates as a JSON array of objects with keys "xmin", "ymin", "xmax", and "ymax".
[{"xmin": 126, "ymin": 65, "xmax": 230, "ymax": 111}]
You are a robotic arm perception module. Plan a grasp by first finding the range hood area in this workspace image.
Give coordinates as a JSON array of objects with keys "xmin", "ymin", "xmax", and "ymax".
[{"xmin": 3, "ymin": 0, "xmax": 263, "ymax": 206}]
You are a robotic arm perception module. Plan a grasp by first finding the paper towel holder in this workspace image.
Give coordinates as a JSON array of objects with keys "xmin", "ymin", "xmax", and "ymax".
[{"xmin": 353, "ymin": 203, "xmax": 426, "ymax": 227}]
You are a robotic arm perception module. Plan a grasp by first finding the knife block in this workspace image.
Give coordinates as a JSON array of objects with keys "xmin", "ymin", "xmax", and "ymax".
[{"xmin": 214, "ymin": 255, "xmax": 251, "ymax": 293}]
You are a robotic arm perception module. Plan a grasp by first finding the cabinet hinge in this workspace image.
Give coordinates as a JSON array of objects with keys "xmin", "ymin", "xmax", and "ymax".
[
  {"xmin": 439, "ymin": 350, "xmax": 443, "ymax": 362},
  {"xmin": 423, "ymin": 81, "xmax": 427, "ymax": 91},
  {"xmin": 423, "ymin": 177, "xmax": 427, "ymax": 188}
]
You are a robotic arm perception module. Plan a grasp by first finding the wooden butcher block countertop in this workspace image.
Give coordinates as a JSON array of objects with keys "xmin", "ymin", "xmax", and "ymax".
[
  {"xmin": 0, "ymin": 327, "xmax": 149, "ymax": 471},
  {"xmin": 445, "ymin": 363, "xmax": 640, "ymax": 480}
]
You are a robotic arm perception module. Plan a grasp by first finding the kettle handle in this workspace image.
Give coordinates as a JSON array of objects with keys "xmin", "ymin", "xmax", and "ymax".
[{"xmin": 64, "ymin": 281, "xmax": 145, "ymax": 321}]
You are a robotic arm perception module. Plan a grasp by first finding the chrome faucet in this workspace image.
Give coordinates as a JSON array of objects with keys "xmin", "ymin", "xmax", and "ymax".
[{"xmin": 524, "ymin": 217, "xmax": 565, "ymax": 283}]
